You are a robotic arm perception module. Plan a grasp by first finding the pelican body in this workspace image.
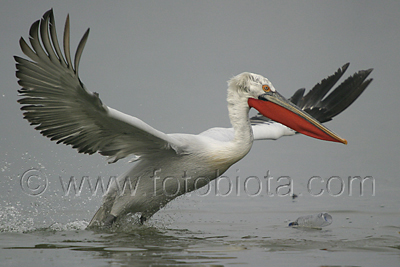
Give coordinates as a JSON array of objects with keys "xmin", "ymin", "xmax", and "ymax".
[{"xmin": 15, "ymin": 10, "xmax": 373, "ymax": 227}]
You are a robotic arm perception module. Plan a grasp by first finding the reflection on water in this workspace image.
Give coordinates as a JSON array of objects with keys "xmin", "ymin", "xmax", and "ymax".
[
  {"xmin": 1, "ymin": 225, "xmax": 239, "ymax": 266},
  {"xmin": 1, "ymin": 192, "xmax": 400, "ymax": 266},
  {"xmin": 0, "ymin": 214, "xmax": 399, "ymax": 267}
]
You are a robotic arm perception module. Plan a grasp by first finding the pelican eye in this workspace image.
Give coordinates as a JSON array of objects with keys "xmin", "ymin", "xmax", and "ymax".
[{"xmin": 262, "ymin": 84, "xmax": 271, "ymax": 92}]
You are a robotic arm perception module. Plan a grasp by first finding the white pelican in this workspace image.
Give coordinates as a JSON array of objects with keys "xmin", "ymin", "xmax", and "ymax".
[{"xmin": 15, "ymin": 10, "xmax": 373, "ymax": 227}]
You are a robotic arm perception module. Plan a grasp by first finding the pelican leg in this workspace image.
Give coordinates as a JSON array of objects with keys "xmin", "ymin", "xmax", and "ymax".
[{"xmin": 103, "ymin": 214, "xmax": 117, "ymax": 227}]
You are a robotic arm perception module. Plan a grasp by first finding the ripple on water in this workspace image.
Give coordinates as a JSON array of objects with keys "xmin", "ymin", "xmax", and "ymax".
[{"xmin": 0, "ymin": 206, "xmax": 399, "ymax": 266}]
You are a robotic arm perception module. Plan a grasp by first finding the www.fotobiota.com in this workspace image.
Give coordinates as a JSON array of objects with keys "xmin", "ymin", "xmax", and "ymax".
[{"xmin": 20, "ymin": 168, "xmax": 375, "ymax": 198}]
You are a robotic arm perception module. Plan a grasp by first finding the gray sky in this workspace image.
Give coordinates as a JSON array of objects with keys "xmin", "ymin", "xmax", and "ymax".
[{"xmin": 1, "ymin": 1, "xmax": 399, "ymax": 213}]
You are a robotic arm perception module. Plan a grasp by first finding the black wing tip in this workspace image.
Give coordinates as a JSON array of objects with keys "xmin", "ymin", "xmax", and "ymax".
[
  {"xmin": 251, "ymin": 63, "xmax": 373, "ymax": 126},
  {"xmin": 365, "ymin": 68, "xmax": 374, "ymax": 76},
  {"xmin": 298, "ymin": 62, "xmax": 352, "ymax": 109},
  {"xmin": 288, "ymin": 88, "xmax": 305, "ymax": 105},
  {"xmin": 342, "ymin": 62, "xmax": 350, "ymax": 71},
  {"xmin": 365, "ymin": 77, "xmax": 373, "ymax": 84},
  {"xmin": 319, "ymin": 65, "xmax": 373, "ymax": 121},
  {"xmin": 289, "ymin": 63, "xmax": 373, "ymax": 123}
]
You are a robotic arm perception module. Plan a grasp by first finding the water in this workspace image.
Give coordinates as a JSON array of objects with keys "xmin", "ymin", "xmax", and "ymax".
[{"xmin": 0, "ymin": 192, "xmax": 399, "ymax": 267}]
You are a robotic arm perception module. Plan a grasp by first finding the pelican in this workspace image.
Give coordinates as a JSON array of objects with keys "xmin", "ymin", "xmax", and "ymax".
[{"xmin": 15, "ymin": 10, "xmax": 373, "ymax": 227}]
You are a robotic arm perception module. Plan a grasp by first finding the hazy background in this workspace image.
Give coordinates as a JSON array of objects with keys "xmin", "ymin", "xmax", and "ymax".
[{"xmin": 0, "ymin": 1, "xmax": 399, "ymax": 226}]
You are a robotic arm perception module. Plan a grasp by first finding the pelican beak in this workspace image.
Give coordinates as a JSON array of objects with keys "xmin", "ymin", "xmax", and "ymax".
[{"xmin": 248, "ymin": 91, "xmax": 347, "ymax": 144}]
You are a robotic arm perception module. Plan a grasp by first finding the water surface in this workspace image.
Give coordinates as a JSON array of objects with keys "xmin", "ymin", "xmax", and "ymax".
[{"xmin": 1, "ymin": 193, "xmax": 398, "ymax": 267}]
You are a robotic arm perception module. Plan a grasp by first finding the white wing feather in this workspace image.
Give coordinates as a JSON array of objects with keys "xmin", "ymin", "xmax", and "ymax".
[
  {"xmin": 252, "ymin": 122, "xmax": 295, "ymax": 140},
  {"xmin": 199, "ymin": 122, "xmax": 294, "ymax": 142}
]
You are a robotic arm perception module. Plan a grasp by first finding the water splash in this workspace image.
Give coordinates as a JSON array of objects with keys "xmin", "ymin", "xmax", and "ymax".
[
  {"xmin": 0, "ymin": 206, "xmax": 35, "ymax": 232},
  {"xmin": 0, "ymin": 206, "xmax": 89, "ymax": 233},
  {"xmin": 48, "ymin": 220, "xmax": 88, "ymax": 231}
]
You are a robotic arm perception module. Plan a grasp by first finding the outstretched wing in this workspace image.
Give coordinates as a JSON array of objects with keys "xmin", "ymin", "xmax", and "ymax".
[
  {"xmin": 15, "ymin": 9, "xmax": 182, "ymax": 163},
  {"xmin": 251, "ymin": 63, "xmax": 373, "ymax": 140}
]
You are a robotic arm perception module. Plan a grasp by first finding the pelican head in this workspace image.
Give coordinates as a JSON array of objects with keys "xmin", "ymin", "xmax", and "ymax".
[{"xmin": 229, "ymin": 72, "xmax": 347, "ymax": 144}]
